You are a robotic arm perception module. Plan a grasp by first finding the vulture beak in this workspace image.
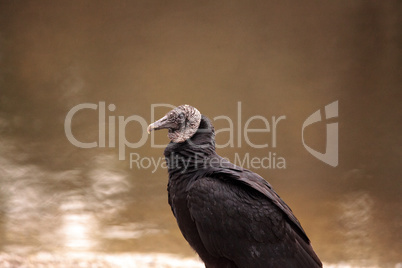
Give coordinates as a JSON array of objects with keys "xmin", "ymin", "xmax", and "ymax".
[{"xmin": 147, "ymin": 115, "xmax": 176, "ymax": 134}]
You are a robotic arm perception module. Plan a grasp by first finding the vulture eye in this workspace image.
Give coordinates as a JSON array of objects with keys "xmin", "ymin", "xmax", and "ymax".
[{"xmin": 178, "ymin": 113, "xmax": 185, "ymax": 121}]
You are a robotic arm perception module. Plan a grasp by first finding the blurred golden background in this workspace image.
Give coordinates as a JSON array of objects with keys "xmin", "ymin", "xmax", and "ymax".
[{"xmin": 0, "ymin": 1, "xmax": 400, "ymax": 267}]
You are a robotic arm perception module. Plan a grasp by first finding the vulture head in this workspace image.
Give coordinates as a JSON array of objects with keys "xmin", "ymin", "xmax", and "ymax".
[{"xmin": 147, "ymin": 105, "xmax": 202, "ymax": 143}]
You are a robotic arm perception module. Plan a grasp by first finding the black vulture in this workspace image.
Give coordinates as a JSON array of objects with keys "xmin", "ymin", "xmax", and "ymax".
[{"xmin": 147, "ymin": 105, "xmax": 322, "ymax": 268}]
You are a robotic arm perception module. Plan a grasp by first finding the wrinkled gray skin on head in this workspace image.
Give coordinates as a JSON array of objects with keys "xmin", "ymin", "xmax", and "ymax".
[{"xmin": 147, "ymin": 105, "xmax": 202, "ymax": 143}]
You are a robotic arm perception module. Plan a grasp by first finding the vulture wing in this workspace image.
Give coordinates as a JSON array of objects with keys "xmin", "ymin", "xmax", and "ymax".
[{"xmin": 187, "ymin": 159, "xmax": 322, "ymax": 268}]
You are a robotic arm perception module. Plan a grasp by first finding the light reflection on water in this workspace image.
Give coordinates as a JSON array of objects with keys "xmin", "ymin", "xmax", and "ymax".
[
  {"xmin": 59, "ymin": 198, "xmax": 98, "ymax": 251},
  {"xmin": 338, "ymin": 191, "xmax": 375, "ymax": 266},
  {"xmin": 0, "ymin": 252, "xmax": 205, "ymax": 268},
  {"xmin": 102, "ymin": 223, "xmax": 162, "ymax": 240},
  {"xmin": 0, "ymin": 146, "xmax": 398, "ymax": 267}
]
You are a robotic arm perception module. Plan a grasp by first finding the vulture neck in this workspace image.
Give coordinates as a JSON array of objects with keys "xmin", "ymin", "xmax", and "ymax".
[{"xmin": 164, "ymin": 115, "xmax": 216, "ymax": 174}]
